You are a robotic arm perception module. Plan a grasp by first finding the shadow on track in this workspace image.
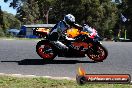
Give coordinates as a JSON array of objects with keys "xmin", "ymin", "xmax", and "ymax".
[{"xmin": 1, "ymin": 59, "xmax": 97, "ymax": 65}]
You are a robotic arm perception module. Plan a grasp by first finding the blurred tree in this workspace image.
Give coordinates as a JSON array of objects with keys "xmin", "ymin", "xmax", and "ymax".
[
  {"xmin": 0, "ymin": 9, "xmax": 20, "ymax": 37},
  {"xmin": 37, "ymin": 0, "xmax": 51, "ymax": 23},
  {"xmin": 50, "ymin": 0, "xmax": 82, "ymax": 23},
  {"xmin": 3, "ymin": 11, "xmax": 20, "ymax": 29},
  {"xmin": 0, "ymin": 6, "xmax": 5, "ymax": 36},
  {"xmin": 80, "ymin": 0, "xmax": 118, "ymax": 38}
]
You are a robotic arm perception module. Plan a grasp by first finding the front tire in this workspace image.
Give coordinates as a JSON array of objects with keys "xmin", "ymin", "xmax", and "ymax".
[
  {"xmin": 36, "ymin": 40, "xmax": 57, "ymax": 61},
  {"xmin": 87, "ymin": 44, "xmax": 108, "ymax": 62}
]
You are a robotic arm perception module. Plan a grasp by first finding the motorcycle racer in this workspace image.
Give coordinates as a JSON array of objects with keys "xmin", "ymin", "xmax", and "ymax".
[
  {"xmin": 48, "ymin": 14, "xmax": 99, "ymax": 53},
  {"xmin": 49, "ymin": 14, "xmax": 82, "ymax": 52},
  {"xmin": 36, "ymin": 14, "xmax": 108, "ymax": 61}
]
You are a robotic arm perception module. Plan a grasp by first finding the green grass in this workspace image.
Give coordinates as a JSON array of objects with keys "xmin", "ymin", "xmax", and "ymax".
[{"xmin": 0, "ymin": 76, "xmax": 131, "ymax": 88}]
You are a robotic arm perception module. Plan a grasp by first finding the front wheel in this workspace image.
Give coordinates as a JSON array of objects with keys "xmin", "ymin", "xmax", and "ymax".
[
  {"xmin": 36, "ymin": 40, "xmax": 57, "ymax": 61},
  {"xmin": 87, "ymin": 44, "xmax": 108, "ymax": 62}
]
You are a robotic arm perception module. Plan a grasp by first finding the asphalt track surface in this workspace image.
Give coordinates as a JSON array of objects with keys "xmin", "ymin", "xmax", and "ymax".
[{"xmin": 0, "ymin": 39, "xmax": 132, "ymax": 79}]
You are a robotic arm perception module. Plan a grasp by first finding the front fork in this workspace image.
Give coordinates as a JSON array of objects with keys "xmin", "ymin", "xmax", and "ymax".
[{"xmin": 87, "ymin": 38, "xmax": 101, "ymax": 55}]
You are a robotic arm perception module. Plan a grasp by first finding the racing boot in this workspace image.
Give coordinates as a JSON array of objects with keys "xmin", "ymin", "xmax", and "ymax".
[{"xmin": 51, "ymin": 41, "xmax": 69, "ymax": 53}]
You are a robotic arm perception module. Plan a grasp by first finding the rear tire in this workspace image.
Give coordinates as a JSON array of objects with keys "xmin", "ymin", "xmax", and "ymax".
[
  {"xmin": 36, "ymin": 40, "xmax": 57, "ymax": 61},
  {"xmin": 87, "ymin": 44, "xmax": 108, "ymax": 62}
]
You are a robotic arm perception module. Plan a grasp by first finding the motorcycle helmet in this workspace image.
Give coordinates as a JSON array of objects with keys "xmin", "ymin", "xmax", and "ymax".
[{"xmin": 63, "ymin": 14, "xmax": 75, "ymax": 25}]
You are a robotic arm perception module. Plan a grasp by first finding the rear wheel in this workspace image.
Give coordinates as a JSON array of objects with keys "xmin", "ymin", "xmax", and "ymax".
[
  {"xmin": 87, "ymin": 44, "xmax": 108, "ymax": 62},
  {"xmin": 36, "ymin": 40, "xmax": 57, "ymax": 61}
]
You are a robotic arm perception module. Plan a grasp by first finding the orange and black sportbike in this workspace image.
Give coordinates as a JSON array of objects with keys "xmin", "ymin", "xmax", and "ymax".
[{"xmin": 35, "ymin": 26, "xmax": 108, "ymax": 62}]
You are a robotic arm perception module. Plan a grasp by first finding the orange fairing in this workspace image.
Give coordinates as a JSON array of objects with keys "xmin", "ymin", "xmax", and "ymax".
[
  {"xmin": 36, "ymin": 28, "xmax": 50, "ymax": 33},
  {"xmin": 72, "ymin": 42, "xmax": 88, "ymax": 48},
  {"xmin": 66, "ymin": 28, "xmax": 80, "ymax": 38},
  {"xmin": 80, "ymin": 31, "xmax": 89, "ymax": 35},
  {"xmin": 66, "ymin": 28, "xmax": 89, "ymax": 38}
]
